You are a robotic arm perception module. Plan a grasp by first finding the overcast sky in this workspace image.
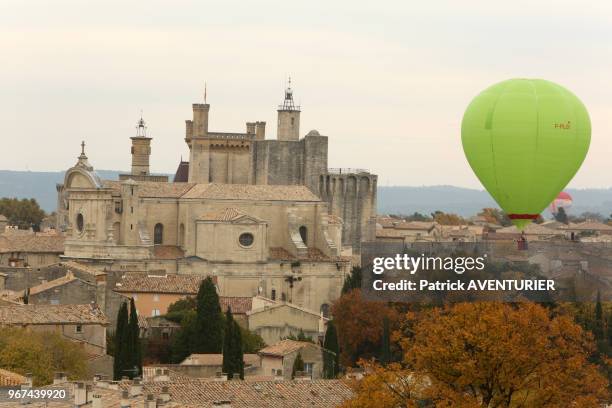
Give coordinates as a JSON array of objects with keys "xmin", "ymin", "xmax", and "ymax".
[{"xmin": 1, "ymin": 0, "xmax": 610, "ymax": 188}]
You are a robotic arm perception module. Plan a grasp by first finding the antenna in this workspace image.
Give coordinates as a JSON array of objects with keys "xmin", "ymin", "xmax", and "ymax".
[{"xmin": 204, "ymin": 82, "xmax": 207, "ymax": 104}]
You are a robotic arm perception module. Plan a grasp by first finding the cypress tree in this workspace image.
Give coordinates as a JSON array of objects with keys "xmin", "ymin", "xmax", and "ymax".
[
  {"xmin": 222, "ymin": 308, "xmax": 244, "ymax": 380},
  {"xmin": 194, "ymin": 276, "xmax": 224, "ymax": 353},
  {"xmin": 323, "ymin": 321, "xmax": 340, "ymax": 378},
  {"xmin": 292, "ymin": 352, "xmax": 305, "ymax": 379},
  {"xmin": 113, "ymin": 302, "xmax": 129, "ymax": 380},
  {"xmin": 127, "ymin": 298, "xmax": 142, "ymax": 378},
  {"xmin": 171, "ymin": 310, "xmax": 196, "ymax": 363}
]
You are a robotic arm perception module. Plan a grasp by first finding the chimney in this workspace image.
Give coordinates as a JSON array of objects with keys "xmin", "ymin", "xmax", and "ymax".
[
  {"xmin": 74, "ymin": 382, "xmax": 87, "ymax": 406},
  {"xmin": 120, "ymin": 390, "xmax": 131, "ymax": 408},
  {"xmin": 255, "ymin": 121, "xmax": 266, "ymax": 140},
  {"xmin": 130, "ymin": 378, "xmax": 143, "ymax": 397},
  {"xmin": 145, "ymin": 394, "xmax": 157, "ymax": 408},
  {"xmin": 246, "ymin": 122, "xmax": 256, "ymax": 135},
  {"xmin": 92, "ymin": 394, "xmax": 103, "ymax": 408},
  {"xmin": 21, "ymin": 373, "xmax": 33, "ymax": 389},
  {"xmin": 51, "ymin": 371, "xmax": 67, "ymax": 386},
  {"xmin": 160, "ymin": 386, "xmax": 170, "ymax": 403}
]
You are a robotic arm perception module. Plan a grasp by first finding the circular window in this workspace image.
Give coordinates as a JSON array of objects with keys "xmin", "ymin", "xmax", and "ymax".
[
  {"xmin": 76, "ymin": 213, "xmax": 84, "ymax": 232},
  {"xmin": 239, "ymin": 232, "xmax": 254, "ymax": 247}
]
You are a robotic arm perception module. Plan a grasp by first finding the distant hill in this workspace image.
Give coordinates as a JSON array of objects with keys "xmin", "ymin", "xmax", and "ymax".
[
  {"xmin": 378, "ymin": 185, "xmax": 612, "ymax": 218},
  {"xmin": 1, "ymin": 170, "xmax": 611, "ymax": 218}
]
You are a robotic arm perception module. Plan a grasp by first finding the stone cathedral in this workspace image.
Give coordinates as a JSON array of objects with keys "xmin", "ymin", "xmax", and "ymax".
[{"xmin": 56, "ymin": 83, "xmax": 377, "ymax": 313}]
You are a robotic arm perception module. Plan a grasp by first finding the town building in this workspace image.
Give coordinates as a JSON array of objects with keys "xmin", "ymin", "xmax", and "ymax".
[
  {"xmin": 258, "ymin": 339, "xmax": 331, "ymax": 380},
  {"xmin": 0, "ymin": 233, "xmax": 64, "ymax": 267}
]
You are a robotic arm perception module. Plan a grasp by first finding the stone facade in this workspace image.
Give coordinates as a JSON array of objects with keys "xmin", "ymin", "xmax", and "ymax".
[{"xmin": 55, "ymin": 83, "xmax": 376, "ymax": 316}]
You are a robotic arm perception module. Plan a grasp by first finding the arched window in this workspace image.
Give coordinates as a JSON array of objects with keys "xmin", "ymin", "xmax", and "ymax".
[
  {"xmin": 154, "ymin": 223, "xmax": 163, "ymax": 245},
  {"xmin": 320, "ymin": 303, "xmax": 330, "ymax": 318},
  {"xmin": 299, "ymin": 226, "xmax": 308, "ymax": 246},
  {"xmin": 76, "ymin": 213, "xmax": 84, "ymax": 233}
]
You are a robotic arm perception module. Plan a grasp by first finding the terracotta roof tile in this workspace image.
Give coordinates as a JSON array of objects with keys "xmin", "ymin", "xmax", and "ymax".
[
  {"xmin": 153, "ymin": 246, "xmax": 185, "ymax": 260},
  {"xmin": 182, "ymin": 183, "xmax": 321, "ymax": 202},
  {"xmin": 114, "ymin": 273, "xmax": 214, "ymax": 295},
  {"xmin": 198, "ymin": 207, "xmax": 264, "ymax": 223},
  {"xmin": 258, "ymin": 339, "xmax": 314, "ymax": 357},
  {"xmin": 0, "ymin": 368, "xmax": 27, "ymax": 386},
  {"xmin": 0, "ymin": 234, "xmax": 64, "ymax": 253},
  {"xmin": 219, "ymin": 297, "xmax": 252, "ymax": 314},
  {"xmin": 182, "ymin": 353, "xmax": 260, "ymax": 367},
  {"xmin": 0, "ymin": 304, "xmax": 108, "ymax": 325}
]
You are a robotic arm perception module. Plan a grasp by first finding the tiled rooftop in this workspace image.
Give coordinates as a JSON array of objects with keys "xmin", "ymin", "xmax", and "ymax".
[
  {"xmin": 114, "ymin": 273, "xmax": 213, "ymax": 295},
  {"xmin": 0, "ymin": 368, "xmax": 27, "ymax": 386},
  {"xmin": 199, "ymin": 207, "xmax": 262, "ymax": 222},
  {"xmin": 219, "ymin": 296, "xmax": 253, "ymax": 315},
  {"xmin": 0, "ymin": 304, "xmax": 108, "ymax": 325},
  {"xmin": 0, "ymin": 234, "xmax": 64, "ymax": 253},
  {"xmin": 258, "ymin": 339, "xmax": 313, "ymax": 357},
  {"xmin": 182, "ymin": 353, "xmax": 260, "ymax": 367}
]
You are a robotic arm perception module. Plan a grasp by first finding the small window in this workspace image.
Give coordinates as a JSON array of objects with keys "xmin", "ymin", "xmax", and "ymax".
[
  {"xmin": 320, "ymin": 303, "xmax": 330, "ymax": 318},
  {"xmin": 162, "ymin": 332, "xmax": 169, "ymax": 340},
  {"xmin": 114, "ymin": 201, "xmax": 122, "ymax": 214},
  {"xmin": 76, "ymin": 214, "xmax": 84, "ymax": 232},
  {"xmin": 304, "ymin": 363, "xmax": 313, "ymax": 374},
  {"xmin": 271, "ymin": 289, "xmax": 276, "ymax": 301},
  {"xmin": 154, "ymin": 223, "xmax": 164, "ymax": 245},
  {"xmin": 239, "ymin": 232, "xmax": 254, "ymax": 247},
  {"xmin": 152, "ymin": 309, "xmax": 160, "ymax": 317},
  {"xmin": 75, "ymin": 324, "xmax": 83, "ymax": 333}
]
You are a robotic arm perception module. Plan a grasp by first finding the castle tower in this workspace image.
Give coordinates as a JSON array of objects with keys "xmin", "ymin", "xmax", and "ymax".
[
  {"xmin": 187, "ymin": 103, "xmax": 211, "ymax": 183},
  {"xmin": 130, "ymin": 116, "xmax": 152, "ymax": 176},
  {"xmin": 277, "ymin": 78, "xmax": 300, "ymax": 141}
]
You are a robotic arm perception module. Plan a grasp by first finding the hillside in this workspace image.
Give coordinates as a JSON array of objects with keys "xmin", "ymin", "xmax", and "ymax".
[{"xmin": 1, "ymin": 170, "xmax": 611, "ymax": 218}]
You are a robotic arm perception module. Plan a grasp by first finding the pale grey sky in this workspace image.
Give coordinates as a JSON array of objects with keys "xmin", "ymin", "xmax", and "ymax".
[{"xmin": 1, "ymin": 0, "xmax": 611, "ymax": 188}]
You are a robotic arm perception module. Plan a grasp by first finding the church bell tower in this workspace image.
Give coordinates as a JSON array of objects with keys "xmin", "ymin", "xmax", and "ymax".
[{"xmin": 277, "ymin": 78, "xmax": 301, "ymax": 141}]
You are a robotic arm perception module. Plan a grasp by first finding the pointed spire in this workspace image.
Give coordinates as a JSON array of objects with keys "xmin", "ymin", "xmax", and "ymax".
[{"xmin": 279, "ymin": 76, "xmax": 299, "ymax": 111}]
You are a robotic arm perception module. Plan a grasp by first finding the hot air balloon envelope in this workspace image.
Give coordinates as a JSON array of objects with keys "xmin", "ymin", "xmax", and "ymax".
[
  {"xmin": 461, "ymin": 79, "xmax": 590, "ymax": 229},
  {"xmin": 549, "ymin": 191, "xmax": 573, "ymax": 214}
]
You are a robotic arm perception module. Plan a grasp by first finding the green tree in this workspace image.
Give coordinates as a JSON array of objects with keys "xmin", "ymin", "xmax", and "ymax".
[
  {"xmin": 292, "ymin": 352, "xmax": 305, "ymax": 379},
  {"xmin": 127, "ymin": 298, "xmax": 142, "ymax": 378},
  {"xmin": 555, "ymin": 207, "xmax": 569, "ymax": 224},
  {"xmin": 0, "ymin": 328, "xmax": 87, "ymax": 386},
  {"xmin": 240, "ymin": 326, "xmax": 266, "ymax": 353},
  {"xmin": 379, "ymin": 316, "xmax": 391, "ymax": 366},
  {"xmin": 0, "ymin": 197, "xmax": 46, "ymax": 230},
  {"xmin": 170, "ymin": 310, "xmax": 197, "ymax": 363},
  {"xmin": 342, "ymin": 267, "xmax": 363, "ymax": 294},
  {"xmin": 113, "ymin": 302, "xmax": 129, "ymax": 380},
  {"xmin": 165, "ymin": 296, "xmax": 196, "ymax": 323},
  {"xmin": 323, "ymin": 321, "xmax": 340, "ymax": 379},
  {"xmin": 222, "ymin": 308, "xmax": 244, "ymax": 379},
  {"xmin": 193, "ymin": 277, "xmax": 224, "ymax": 353}
]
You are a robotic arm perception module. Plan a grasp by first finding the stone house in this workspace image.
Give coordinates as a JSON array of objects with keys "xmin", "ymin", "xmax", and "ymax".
[
  {"xmin": 258, "ymin": 339, "xmax": 331, "ymax": 380},
  {"xmin": 247, "ymin": 302, "xmax": 328, "ymax": 346},
  {"xmin": 0, "ymin": 233, "xmax": 64, "ymax": 267},
  {"xmin": 0, "ymin": 303, "xmax": 109, "ymax": 356}
]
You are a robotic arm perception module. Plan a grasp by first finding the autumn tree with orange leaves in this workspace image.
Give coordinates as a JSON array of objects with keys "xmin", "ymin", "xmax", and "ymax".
[
  {"xmin": 332, "ymin": 289, "xmax": 399, "ymax": 366},
  {"xmin": 342, "ymin": 302, "xmax": 609, "ymax": 408}
]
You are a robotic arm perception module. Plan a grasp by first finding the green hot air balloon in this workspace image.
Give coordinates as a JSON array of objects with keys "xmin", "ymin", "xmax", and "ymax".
[{"xmin": 462, "ymin": 79, "xmax": 590, "ymax": 229}]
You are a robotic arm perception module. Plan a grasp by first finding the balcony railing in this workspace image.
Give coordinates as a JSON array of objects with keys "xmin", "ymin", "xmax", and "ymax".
[{"xmin": 328, "ymin": 168, "xmax": 370, "ymax": 175}]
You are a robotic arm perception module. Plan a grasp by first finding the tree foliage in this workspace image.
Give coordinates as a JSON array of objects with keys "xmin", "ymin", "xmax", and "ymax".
[
  {"xmin": 292, "ymin": 352, "xmax": 305, "ymax": 379},
  {"xmin": 222, "ymin": 308, "xmax": 244, "ymax": 380},
  {"xmin": 342, "ymin": 267, "xmax": 363, "ymax": 294},
  {"xmin": 113, "ymin": 301, "xmax": 130, "ymax": 380},
  {"xmin": 332, "ymin": 289, "xmax": 399, "ymax": 366},
  {"xmin": 127, "ymin": 298, "xmax": 142, "ymax": 378},
  {"xmin": 431, "ymin": 210, "xmax": 465, "ymax": 226},
  {"xmin": 343, "ymin": 302, "xmax": 609, "ymax": 407},
  {"xmin": 478, "ymin": 208, "xmax": 511, "ymax": 226},
  {"xmin": 554, "ymin": 207, "xmax": 569, "ymax": 224},
  {"xmin": 323, "ymin": 321, "xmax": 340, "ymax": 378},
  {"xmin": 0, "ymin": 328, "xmax": 87, "ymax": 386},
  {"xmin": 194, "ymin": 277, "xmax": 224, "ymax": 353},
  {"xmin": 0, "ymin": 197, "xmax": 46, "ymax": 230}
]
